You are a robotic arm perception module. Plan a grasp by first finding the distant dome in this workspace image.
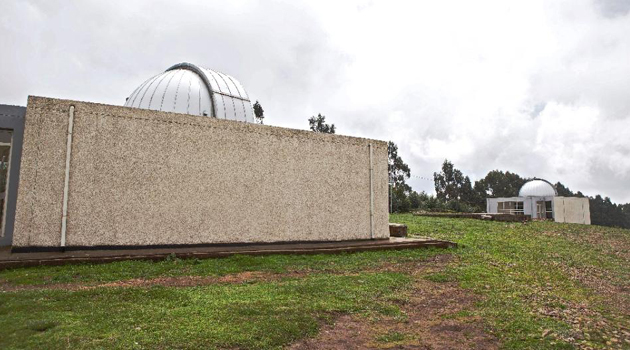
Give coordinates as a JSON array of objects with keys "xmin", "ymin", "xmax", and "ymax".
[
  {"xmin": 124, "ymin": 62, "xmax": 254, "ymax": 122},
  {"xmin": 519, "ymin": 180, "xmax": 557, "ymax": 197}
]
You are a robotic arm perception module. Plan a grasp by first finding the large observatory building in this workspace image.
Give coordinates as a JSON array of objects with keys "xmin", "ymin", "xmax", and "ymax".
[
  {"xmin": 0, "ymin": 62, "xmax": 390, "ymax": 251},
  {"xmin": 486, "ymin": 179, "xmax": 591, "ymax": 224}
]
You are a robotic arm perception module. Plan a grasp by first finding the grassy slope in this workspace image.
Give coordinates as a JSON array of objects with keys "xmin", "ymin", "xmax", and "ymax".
[
  {"xmin": 1, "ymin": 216, "xmax": 629, "ymax": 349},
  {"xmin": 0, "ymin": 249, "xmax": 441, "ymax": 350},
  {"xmin": 393, "ymin": 214, "xmax": 630, "ymax": 349}
]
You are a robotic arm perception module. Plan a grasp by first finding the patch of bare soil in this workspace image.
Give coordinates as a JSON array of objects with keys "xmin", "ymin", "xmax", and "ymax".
[
  {"xmin": 290, "ymin": 257, "xmax": 499, "ymax": 350},
  {"xmin": 0, "ymin": 254, "xmax": 450, "ymax": 293}
]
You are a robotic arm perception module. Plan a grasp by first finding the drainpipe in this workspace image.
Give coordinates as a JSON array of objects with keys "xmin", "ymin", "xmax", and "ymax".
[
  {"xmin": 60, "ymin": 106, "xmax": 75, "ymax": 249},
  {"xmin": 369, "ymin": 143, "xmax": 374, "ymax": 239}
]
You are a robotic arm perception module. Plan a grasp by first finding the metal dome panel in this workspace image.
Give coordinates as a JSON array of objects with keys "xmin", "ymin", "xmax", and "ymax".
[
  {"xmin": 124, "ymin": 62, "xmax": 254, "ymax": 122},
  {"xmin": 518, "ymin": 180, "xmax": 557, "ymax": 197}
]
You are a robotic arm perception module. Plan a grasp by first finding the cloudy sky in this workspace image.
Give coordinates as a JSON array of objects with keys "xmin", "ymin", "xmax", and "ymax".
[{"xmin": 2, "ymin": 0, "xmax": 630, "ymax": 202}]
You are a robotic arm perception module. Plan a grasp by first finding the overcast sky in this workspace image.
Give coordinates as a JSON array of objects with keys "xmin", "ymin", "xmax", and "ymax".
[{"xmin": 2, "ymin": 0, "xmax": 630, "ymax": 202}]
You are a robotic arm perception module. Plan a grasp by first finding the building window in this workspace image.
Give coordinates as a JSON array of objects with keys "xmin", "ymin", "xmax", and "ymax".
[{"xmin": 498, "ymin": 201, "xmax": 524, "ymax": 215}]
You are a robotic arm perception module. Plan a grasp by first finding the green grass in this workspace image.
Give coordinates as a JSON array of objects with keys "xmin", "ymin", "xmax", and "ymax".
[
  {"xmin": 0, "ymin": 273, "xmax": 409, "ymax": 350},
  {"xmin": 376, "ymin": 330, "xmax": 408, "ymax": 343},
  {"xmin": 0, "ymin": 248, "xmax": 444, "ymax": 286},
  {"xmin": 392, "ymin": 214, "xmax": 630, "ymax": 349},
  {"xmin": 1, "ymin": 216, "xmax": 629, "ymax": 349}
]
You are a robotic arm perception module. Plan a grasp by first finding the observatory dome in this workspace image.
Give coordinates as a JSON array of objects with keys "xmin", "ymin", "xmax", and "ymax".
[
  {"xmin": 124, "ymin": 62, "xmax": 254, "ymax": 122},
  {"xmin": 518, "ymin": 180, "xmax": 557, "ymax": 197}
]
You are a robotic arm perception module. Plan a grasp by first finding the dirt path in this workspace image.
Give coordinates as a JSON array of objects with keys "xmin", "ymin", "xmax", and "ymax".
[
  {"xmin": 290, "ymin": 258, "xmax": 500, "ymax": 350},
  {"xmin": 0, "ymin": 255, "xmax": 447, "ymax": 292}
]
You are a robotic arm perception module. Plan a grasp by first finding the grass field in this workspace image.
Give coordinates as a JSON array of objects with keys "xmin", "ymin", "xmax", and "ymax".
[{"xmin": 1, "ymin": 215, "xmax": 629, "ymax": 349}]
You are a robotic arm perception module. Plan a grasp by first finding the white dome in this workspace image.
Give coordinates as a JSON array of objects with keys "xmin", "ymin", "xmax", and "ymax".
[
  {"xmin": 518, "ymin": 180, "xmax": 557, "ymax": 197},
  {"xmin": 124, "ymin": 62, "xmax": 254, "ymax": 122}
]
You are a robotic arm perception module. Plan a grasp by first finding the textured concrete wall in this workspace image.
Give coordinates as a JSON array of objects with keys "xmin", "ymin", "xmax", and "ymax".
[
  {"xmin": 553, "ymin": 197, "xmax": 591, "ymax": 225},
  {"xmin": 13, "ymin": 97, "xmax": 389, "ymax": 248}
]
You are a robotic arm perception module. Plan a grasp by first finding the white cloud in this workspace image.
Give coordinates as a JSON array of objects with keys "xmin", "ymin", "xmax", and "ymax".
[{"xmin": 1, "ymin": 0, "xmax": 629, "ymax": 202}]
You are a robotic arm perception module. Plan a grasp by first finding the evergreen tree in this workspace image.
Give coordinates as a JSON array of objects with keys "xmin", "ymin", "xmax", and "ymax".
[
  {"xmin": 253, "ymin": 101, "xmax": 264, "ymax": 124},
  {"xmin": 308, "ymin": 114, "xmax": 335, "ymax": 133}
]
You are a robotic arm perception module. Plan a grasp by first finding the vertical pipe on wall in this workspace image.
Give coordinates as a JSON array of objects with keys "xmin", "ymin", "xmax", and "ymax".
[
  {"xmin": 369, "ymin": 143, "xmax": 374, "ymax": 239},
  {"xmin": 60, "ymin": 105, "xmax": 75, "ymax": 248}
]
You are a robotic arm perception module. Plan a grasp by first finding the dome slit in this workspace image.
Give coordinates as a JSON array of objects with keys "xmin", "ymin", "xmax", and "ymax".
[
  {"xmin": 214, "ymin": 72, "xmax": 239, "ymax": 120},
  {"xmin": 224, "ymin": 74, "xmax": 243, "ymax": 98}
]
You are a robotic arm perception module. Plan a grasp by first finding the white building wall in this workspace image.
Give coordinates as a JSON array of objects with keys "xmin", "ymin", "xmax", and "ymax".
[{"xmin": 553, "ymin": 197, "xmax": 591, "ymax": 224}]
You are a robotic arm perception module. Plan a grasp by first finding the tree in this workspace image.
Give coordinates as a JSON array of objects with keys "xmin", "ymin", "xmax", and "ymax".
[
  {"xmin": 308, "ymin": 114, "xmax": 336, "ymax": 134},
  {"xmin": 408, "ymin": 191, "xmax": 423, "ymax": 209},
  {"xmin": 432, "ymin": 160, "xmax": 483, "ymax": 211},
  {"xmin": 555, "ymin": 181, "xmax": 574, "ymax": 197},
  {"xmin": 387, "ymin": 141, "xmax": 411, "ymax": 212},
  {"xmin": 433, "ymin": 160, "xmax": 471, "ymax": 201},
  {"xmin": 388, "ymin": 141, "xmax": 411, "ymax": 192},
  {"xmin": 475, "ymin": 170, "xmax": 528, "ymax": 198},
  {"xmin": 253, "ymin": 101, "xmax": 264, "ymax": 124},
  {"xmin": 391, "ymin": 186, "xmax": 411, "ymax": 213},
  {"xmin": 472, "ymin": 181, "xmax": 488, "ymax": 209}
]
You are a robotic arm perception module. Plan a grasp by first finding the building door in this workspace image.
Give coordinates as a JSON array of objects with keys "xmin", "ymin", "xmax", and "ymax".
[
  {"xmin": 0, "ymin": 130, "xmax": 12, "ymax": 237},
  {"xmin": 536, "ymin": 201, "xmax": 545, "ymax": 219}
]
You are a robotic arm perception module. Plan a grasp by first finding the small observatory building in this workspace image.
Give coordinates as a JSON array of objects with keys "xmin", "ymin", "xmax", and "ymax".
[{"xmin": 486, "ymin": 179, "xmax": 591, "ymax": 224}]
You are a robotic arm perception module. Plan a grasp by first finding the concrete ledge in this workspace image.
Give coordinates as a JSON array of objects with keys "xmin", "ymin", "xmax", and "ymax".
[
  {"xmin": 0, "ymin": 238, "xmax": 456, "ymax": 270},
  {"xmin": 11, "ymin": 238, "xmax": 391, "ymax": 253},
  {"xmin": 413, "ymin": 212, "xmax": 531, "ymax": 222}
]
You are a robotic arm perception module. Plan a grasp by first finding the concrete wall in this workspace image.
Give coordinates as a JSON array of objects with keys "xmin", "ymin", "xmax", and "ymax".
[
  {"xmin": 12, "ymin": 97, "xmax": 389, "ymax": 248},
  {"xmin": 553, "ymin": 197, "xmax": 591, "ymax": 225}
]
